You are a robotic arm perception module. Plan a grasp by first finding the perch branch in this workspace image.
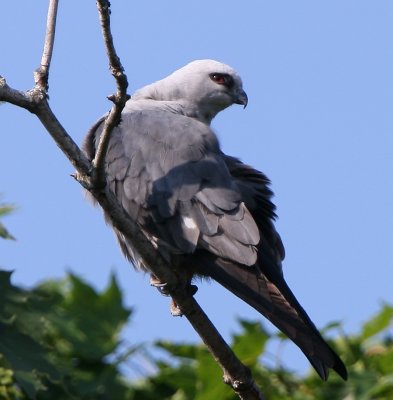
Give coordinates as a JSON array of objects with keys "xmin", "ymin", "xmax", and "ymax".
[
  {"xmin": 88, "ymin": 187, "xmax": 265, "ymax": 400},
  {"xmin": 0, "ymin": 1, "xmax": 266, "ymax": 399},
  {"xmin": 93, "ymin": 2, "xmax": 265, "ymax": 398}
]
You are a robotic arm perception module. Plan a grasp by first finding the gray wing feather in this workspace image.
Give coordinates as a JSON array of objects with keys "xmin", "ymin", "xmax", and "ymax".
[
  {"xmin": 222, "ymin": 154, "xmax": 285, "ymax": 266},
  {"xmin": 189, "ymin": 205, "xmax": 219, "ymax": 236},
  {"xmin": 220, "ymin": 204, "xmax": 259, "ymax": 246},
  {"xmin": 84, "ymin": 107, "xmax": 259, "ymax": 267}
]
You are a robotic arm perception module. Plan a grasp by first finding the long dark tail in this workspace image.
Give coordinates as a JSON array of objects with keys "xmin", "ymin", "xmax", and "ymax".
[{"xmin": 195, "ymin": 253, "xmax": 347, "ymax": 380}]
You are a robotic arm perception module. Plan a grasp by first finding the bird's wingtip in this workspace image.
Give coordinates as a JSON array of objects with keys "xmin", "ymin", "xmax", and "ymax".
[{"xmin": 308, "ymin": 354, "xmax": 348, "ymax": 381}]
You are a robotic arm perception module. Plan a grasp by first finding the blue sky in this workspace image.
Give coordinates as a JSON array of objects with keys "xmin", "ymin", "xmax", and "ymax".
[{"xmin": 1, "ymin": 1, "xmax": 393, "ymax": 376}]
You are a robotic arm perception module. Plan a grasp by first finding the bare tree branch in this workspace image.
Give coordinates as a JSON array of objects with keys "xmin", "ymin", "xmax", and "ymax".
[
  {"xmin": 34, "ymin": 100, "xmax": 92, "ymax": 175},
  {"xmin": 0, "ymin": 2, "xmax": 266, "ymax": 399},
  {"xmin": 0, "ymin": 78, "xmax": 91, "ymax": 175},
  {"xmin": 34, "ymin": 0, "xmax": 59, "ymax": 91},
  {"xmin": 0, "ymin": 77, "xmax": 37, "ymax": 111},
  {"xmin": 169, "ymin": 288, "xmax": 266, "ymax": 400},
  {"xmin": 93, "ymin": 0, "xmax": 130, "ymax": 189}
]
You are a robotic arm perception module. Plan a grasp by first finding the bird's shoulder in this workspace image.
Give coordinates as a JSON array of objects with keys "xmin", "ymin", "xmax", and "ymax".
[{"xmin": 107, "ymin": 100, "xmax": 220, "ymax": 163}]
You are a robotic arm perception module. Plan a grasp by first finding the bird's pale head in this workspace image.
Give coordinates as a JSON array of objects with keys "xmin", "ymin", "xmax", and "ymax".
[
  {"xmin": 171, "ymin": 60, "xmax": 248, "ymax": 109},
  {"xmin": 133, "ymin": 59, "xmax": 248, "ymax": 124}
]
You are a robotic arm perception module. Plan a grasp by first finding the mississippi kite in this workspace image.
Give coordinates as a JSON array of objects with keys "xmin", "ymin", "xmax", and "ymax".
[{"xmin": 83, "ymin": 60, "xmax": 347, "ymax": 380}]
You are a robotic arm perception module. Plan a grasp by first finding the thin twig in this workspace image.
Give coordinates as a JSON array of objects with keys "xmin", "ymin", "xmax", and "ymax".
[
  {"xmin": 93, "ymin": 0, "xmax": 130, "ymax": 188},
  {"xmin": 0, "ymin": 77, "xmax": 91, "ymax": 175},
  {"xmin": 34, "ymin": 0, "xmax": 59, "ymax": 91}
]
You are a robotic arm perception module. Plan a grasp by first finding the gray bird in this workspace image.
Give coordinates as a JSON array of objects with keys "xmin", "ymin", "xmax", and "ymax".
[{"xmin": 83, "ymin": 59, "xmax": 347, "ymax": 381}]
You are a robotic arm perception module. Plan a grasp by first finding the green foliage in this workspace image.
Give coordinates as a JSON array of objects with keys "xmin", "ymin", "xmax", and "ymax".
[
  {"xmin": 0, "ymin": 270, "xmax": 133, "ymax": 399},
  {"xmin": 0, "ymin": 265, "xmax": 392, "ymax": 399},
  {"xmin": 0, "ymin": 200, "xmax": 15, "ymax": 240},
  {"xmin": 140, "ymin": 307, "xmax": 393, "ymax": 400}
]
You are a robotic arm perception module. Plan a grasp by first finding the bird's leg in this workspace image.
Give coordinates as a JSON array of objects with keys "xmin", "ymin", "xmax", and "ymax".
[
  {"xmin": 149, "ymin": 274, "xmax": 170, "ymax": 296},
  {"xmin": 149, "ymin": 273, "xmax": 198, "ymax": 317}
]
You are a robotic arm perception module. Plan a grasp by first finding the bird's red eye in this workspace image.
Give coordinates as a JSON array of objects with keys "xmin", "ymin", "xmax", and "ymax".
[{"xmin": 210, "ymin": 73, "xmax": 228, "ymax": 85}]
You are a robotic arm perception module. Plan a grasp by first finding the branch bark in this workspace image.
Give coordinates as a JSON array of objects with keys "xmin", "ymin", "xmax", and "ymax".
[
  {"xmin": 0, "ymin": 2, "xmax": 265, "ymax": 399},
  {"xmin": 93, "ymin": 0, "xmax": 130, "ymax": 189},
  {"xmin": 34, "ymin": 0, "xmax": 59, "ymax": 91}
]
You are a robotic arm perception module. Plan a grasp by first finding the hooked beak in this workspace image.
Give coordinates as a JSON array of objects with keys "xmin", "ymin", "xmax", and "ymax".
[{"xmin": 233, "ymin": 89, "xmax": 248, "ymax": 109}]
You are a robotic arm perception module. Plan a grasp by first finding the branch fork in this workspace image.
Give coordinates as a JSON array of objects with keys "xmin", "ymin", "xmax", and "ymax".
[{"xmin": 0, "ymin": 1, "xmax": 265, "ymax": 399}]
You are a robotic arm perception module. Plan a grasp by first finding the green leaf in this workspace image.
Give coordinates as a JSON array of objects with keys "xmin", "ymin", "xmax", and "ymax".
[
  {"xmin": 0, "ymin": 201, "xmax": 15, "ymax": 240},
  {"xmin": 0, "ymin": 203, "xmax": 14, "ymax": 217},
  {"xmin": 0, "ymin": 270, "xmax": 30, "ymax": 323},
  {"xmin": 54, "ymin": 272, "xmax": 131, "ymax": 360},
  {"xmin": 361, "ymin": 304, "xmax": 393, "ymax": 340},
  {"xmin": 194, "ymin": 350, "xmax": 233, "ymax": 400},
  {"xmin": 0, "ymin": 270, "xmax": 59, "ymax": 345},
  {"xmin": 13, "ymin": 370, "xmax": 48, "ymax": 400},
  {"xmin": 155, "ymin": 341, "xmax": 199, "ymax": 360},
  {"xmin": 0, "ymin": 269, "xmax": 136, "ymax": 398},
  {"xmin": 368, "ymin": 372, "xmax": 393, "ymax": 398},
  {"xmin": 320, "ymin": 320, "xmax": 343, "ymax": 334},
  {"xmin": 232, "ymin": 319, "xmax": 269, "ymax": 366},
  {"xmin": 0, "ymin": 321, "xmax": 61, "ymax": 398},
  {"xmin": 0, "ymin": 367, "xmax": 23, "ymax": 399},
  {"xmin": 0, "ymin": 222, "xmax": 15, "ymax": 240}
]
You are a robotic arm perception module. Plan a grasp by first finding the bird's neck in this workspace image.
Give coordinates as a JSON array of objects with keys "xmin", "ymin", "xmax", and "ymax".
[
  {"xmin": 131, "ymin": 82, "xmax": 221, "ymax": 125},
  {"xmin": 175, "ymin": 100, "xmax": 217, "ymax": 125}
]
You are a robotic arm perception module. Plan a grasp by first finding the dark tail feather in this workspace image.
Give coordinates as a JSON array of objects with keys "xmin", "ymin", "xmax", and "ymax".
[{"xmin": 195, "ymin": 254, "xmax": 347, "ymax": 380}]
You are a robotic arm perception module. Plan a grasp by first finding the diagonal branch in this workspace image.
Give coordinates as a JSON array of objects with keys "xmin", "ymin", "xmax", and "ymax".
[
  {"xmin": 0, "ymin": 77, "xmax": 91, "ymax": 176},
  {"xmin": 170, "ymin": 289, "xmax": 265, "ymax": 400},
  {"xmin": 93, "ymin": 0, "xmax": 130, "ymax": 189}
]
